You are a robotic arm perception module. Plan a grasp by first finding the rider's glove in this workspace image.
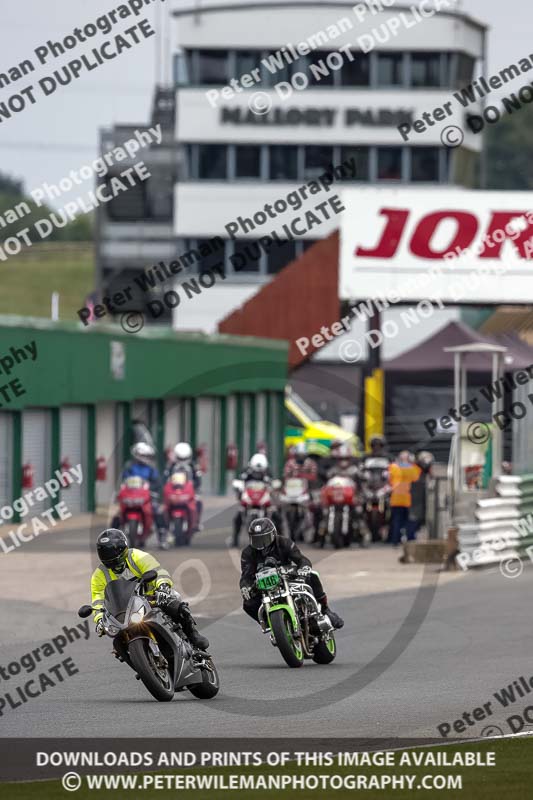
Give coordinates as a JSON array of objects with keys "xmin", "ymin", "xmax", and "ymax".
[
  {"xmin": 95, "ymin": 620, "xmax": 105, "ymax": 637},
  {"xmin": 155, "ymin": 583, "xmax": 172, "ymax": 606},
  {"xmin": 240, "ymin": 585, "xmax": 254, "ymax": 601},
  {"xmin": 297, "ymin": 566, "xmax": 312, "ymax": 576}
]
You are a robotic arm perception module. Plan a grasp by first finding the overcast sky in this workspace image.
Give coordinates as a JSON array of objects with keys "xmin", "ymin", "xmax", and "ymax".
[{"xmin": 0, "ymin": 0, "xmax": 529, "ymax": 203}]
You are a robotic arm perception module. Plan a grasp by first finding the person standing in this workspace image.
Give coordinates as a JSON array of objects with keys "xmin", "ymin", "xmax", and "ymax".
[
  {"xmin": 388, "ymin": 451, "xmax": 421, "ymax": 546},
  {"xmin": 407, "ymin": 451, "xmax": 434, "ymax": 541}
]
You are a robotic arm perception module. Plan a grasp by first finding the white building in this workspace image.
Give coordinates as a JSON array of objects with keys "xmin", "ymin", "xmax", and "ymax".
[{"xmin": 170, "ymin": 0, "xmax": 486, "ymax": 336}]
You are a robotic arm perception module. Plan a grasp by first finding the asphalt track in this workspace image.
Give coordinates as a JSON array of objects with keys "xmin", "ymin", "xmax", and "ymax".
[{"xmin": 1, "ymin": 503, "xmax": 532, "ymax": 744}]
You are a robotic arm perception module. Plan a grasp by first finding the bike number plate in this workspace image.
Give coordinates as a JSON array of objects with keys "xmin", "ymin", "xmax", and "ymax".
[{"xmin": 256, "ymin": 568, "xmax": 280, "ymax": 591}]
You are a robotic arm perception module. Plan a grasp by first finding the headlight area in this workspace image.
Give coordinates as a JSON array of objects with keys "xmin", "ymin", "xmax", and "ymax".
[{"xmin": 129, "ymin": 607, "xmax": 146, "ymax": 625}]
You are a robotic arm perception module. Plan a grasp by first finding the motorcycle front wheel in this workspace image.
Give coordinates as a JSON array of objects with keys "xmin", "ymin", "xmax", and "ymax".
[
  {"xmin": 125, "ymin": 518, "xmax": 140, "ymax": 548},
  {"xmin": 270, "ymin": 609, "xmax": 304, "ymax": 668},
  {"xmin": 312, "ymin": 635, "xmax": 337, "ymax": 664},
  {"xmin": 172, "ymin": 516, "xmax": 188, "ymax": 547},
  {"xmin": 332, "ymin": 510, "xmax": 344, "ymax": 549},
  {"xmin": 368, "ymin": 508, "xmax": 382, "ymax": 542},
  {"xmin": 129, "ymin": 638, "xmax": 174, "ymax": 702}
]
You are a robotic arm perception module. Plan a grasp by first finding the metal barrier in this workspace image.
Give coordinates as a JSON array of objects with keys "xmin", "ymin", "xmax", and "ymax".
[{"xmin": 456, "ymin": 473, "xmax": 533, "ymax": 568}]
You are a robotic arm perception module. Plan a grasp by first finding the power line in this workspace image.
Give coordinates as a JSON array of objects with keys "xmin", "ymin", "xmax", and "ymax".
[{"xmin": 0, "ymin": 141, "xmax": 97, "ymax": 152}]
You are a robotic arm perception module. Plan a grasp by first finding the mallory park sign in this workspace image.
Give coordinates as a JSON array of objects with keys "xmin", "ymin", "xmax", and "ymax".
[{"xmin": 220, "ymin": 106, "xmax": 414, "ymax": 127}]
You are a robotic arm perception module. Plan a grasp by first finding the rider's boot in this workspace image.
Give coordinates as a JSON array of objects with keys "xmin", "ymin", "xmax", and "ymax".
[
  {"xmin": 176, "ymin": 601, "xmax": 210, "ymax": 650},
  {"xmin": 318, "ymin": 594, "xmax": 344, "ymax": 629}
]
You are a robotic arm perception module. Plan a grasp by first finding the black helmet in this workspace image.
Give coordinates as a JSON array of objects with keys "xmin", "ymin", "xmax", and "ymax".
[
  {"xmin": 249, "ymin": 517, "xmax": 276, "ymax": 550},
  {"xmin": 96, "ymin": 529, "xmax": 128, "ymax": 573}
]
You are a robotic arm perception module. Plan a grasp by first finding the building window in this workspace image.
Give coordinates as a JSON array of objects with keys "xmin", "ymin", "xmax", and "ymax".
[
  {"xmin": 174, "ymin": 51, "xmax": 191, "ymax": 86},
  {"xmin": 235, "ymin": 145, "xmax": 261, "ymax": 179},
  {"xmin": 456, "ymin": 53, "xmax": 476, "ymax": 86},
  {"xmin": 269, "ymin": 145, "xmax": 298, "ymax": 180},
  {"xmin": 266, "ymin": 240, "xmax": 297, "ymax": 274},
  {"xmin": 341, "ymin": 52, "xmax": 370, "ymax": 86},
  {"xmin": 377, "ymin": 147, "xmax": 402, "ymax": 181},
  {"xmin": 340, "ymin": 147, "xmax": 369, "ymax": 181},
  {"xmin": 196, "ymin": 238, "xmax": 226, "ymax": 274},
  {"xmin": 235, "ymin": 50, "xmax": 260, "ymax": 81},
  {"xmin": 304, "ymin": 146, "xmax": 334, "ymax": 180},
  {"xmin": 307, "ymin": 50, "xmax": 335, "ymax": 86},
  {"xmin": 411, "ymin": 148, "xmax": 440, "ymax": 182},
  {"xmin": 231, "ymin": 240, "xmax": 263, "ymax": 272},
  {"xmin": 197, "ymin": 50, "xmax": 228, "ymax": 85},
  {"xmin": 105, "ymin": 177, "xmax": 146, "ymax": 220},
  {"xmin": 411, "ymin": 52, "xmax": 443, "ymax": 87},
  {"xmin": 262, "ymin": 51, "xmax": 294, "ymax": 86},
  {"xmin": 198, "ymin": 145, "xmax": 227, "ymax": 179},
  {"xmin": 377, "ymin": 53, "xmax": 404, "ymax": 86}
]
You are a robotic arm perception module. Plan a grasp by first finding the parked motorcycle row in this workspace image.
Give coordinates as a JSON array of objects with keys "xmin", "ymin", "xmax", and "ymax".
[
  {"xmin": 116, "ymin": 467, "xmax": 199, "ymax": 549},
  {"xmin": 112, "ymin": 440, "xmax": 393, "ymax": 551},
  {"xmin": 232, "ymin": 451, "xmax": 392, "ymax": 550}
]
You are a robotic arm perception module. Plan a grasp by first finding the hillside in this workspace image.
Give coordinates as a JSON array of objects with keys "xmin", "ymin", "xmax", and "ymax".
[{"xmin": 0, "ymin": 243, "xmax": 94, "ymax": 320}]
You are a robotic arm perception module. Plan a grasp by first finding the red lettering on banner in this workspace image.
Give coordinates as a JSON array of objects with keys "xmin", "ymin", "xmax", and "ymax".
[
  {"xmin": 354, "ymin": 207, "xmax": 533, "ymax": 261},
  {"xmin": 409, "ymin": 211, "xmax": 478, "ymax": 259},
  {"xmin": 479, "ymin": 211, "xmax": 533, "ymax": 258},
  {"xmin": 355, "ymin": 208, "xmax": 409, "ymax": 258}
]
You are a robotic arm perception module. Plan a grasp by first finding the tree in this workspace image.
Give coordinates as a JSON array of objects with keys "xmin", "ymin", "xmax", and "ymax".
[
  {"xmin": 485, "ymin": 102, "xmax": 533, "ymax": 190},
  {"xmin": 0, "ymin": 172, "xmax": 92, "ymax": 243}
]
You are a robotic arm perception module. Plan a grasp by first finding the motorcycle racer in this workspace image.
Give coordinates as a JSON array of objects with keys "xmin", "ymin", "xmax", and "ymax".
[
  {"xmin": 164, "ymin": 442, "xmax": 204, "ymax": 530},
  {"xmin": 284, "ymin": 441, "xmax": 318, "ymax": 481},
  {"xmin": 326, "ymin": 443, "xmax": 360, "ymax": 482},
  {"xmin": 239, "ymin": 518, "xmax": 344, "ymax": 629},
  {"xmin": 112, "ymin": 442, "xmax": 168, "ymax": 549},
  {"xmin": 91, "ymin": 528, "xmax": 209, "ymax": 651},
  {"xmin": 232, "ymin": 453, "xmax": 278, "ymax": 546}
]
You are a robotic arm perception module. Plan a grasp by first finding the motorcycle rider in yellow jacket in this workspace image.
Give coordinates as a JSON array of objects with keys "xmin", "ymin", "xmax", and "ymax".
[{"xmin": 91, "ymin": 528, "xmax": 209, "ymax": 650}]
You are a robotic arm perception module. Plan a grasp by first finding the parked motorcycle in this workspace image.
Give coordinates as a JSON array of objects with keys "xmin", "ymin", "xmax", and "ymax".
[
  {"xmin": 360, "ymin": 456, "xmax": 391, "ymax": 542},
  {"xmin": 163, "ymin": 468, "xmax": 197, "ymax": 547},
  {"xmin": 254, "ymin": 557, "xmax": 336, "ymax": 668},
  {"xmin": 320, "ymin": 475, "xmax": 361, "ymax": 549},
  {"xmin": 78, "ymin": 570, "xmax": 219, "ymax": 702},
  {"xmin": 279, "ymin": 476, "xmax": 311, "ymax": 542},
  {"xmin": 117, "ymin": 476, "xmax": 153, "ymax": 548}
]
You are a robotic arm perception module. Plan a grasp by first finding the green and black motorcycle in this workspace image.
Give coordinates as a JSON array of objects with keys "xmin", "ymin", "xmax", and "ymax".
[{"xmin": 255, "ymin": 557, "xmax": 337, "ymax": 668}]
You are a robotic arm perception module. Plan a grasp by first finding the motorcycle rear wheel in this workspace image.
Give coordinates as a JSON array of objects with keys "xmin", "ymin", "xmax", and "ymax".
[
  {"xmin": 188, "ymin": 660, "xmax": 220, "ymax": 699},
  {"xmin": 129, "ymin": 638, "xmax": 174, "ymax": 702},
  {"xmin": 270, "ymin": 609, "xmax": 304, "ymax": 668}
]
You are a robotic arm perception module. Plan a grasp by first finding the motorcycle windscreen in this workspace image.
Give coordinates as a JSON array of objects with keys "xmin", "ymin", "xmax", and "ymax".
[{"xmin": 104, "ymin": 579, "xmax": 137, "ymax": 622}]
